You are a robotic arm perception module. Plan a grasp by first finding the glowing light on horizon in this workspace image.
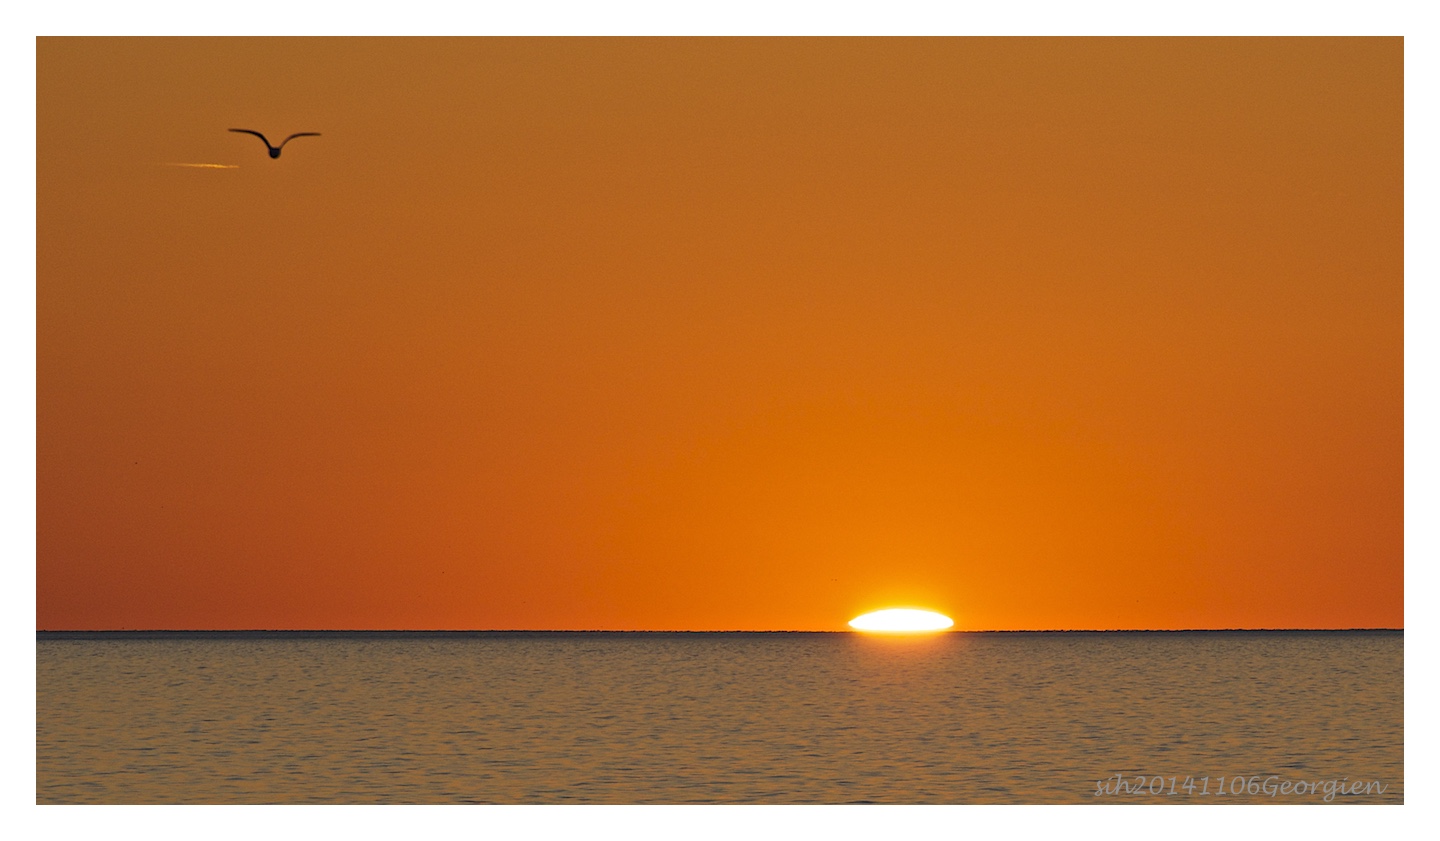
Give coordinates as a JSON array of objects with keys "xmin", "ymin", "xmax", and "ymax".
[
  {"xmin": 849, "ymin": 609, "xmax": 954, "ymax": 633},
  {"xmin": 161, "ymin": 163, "xmax": 240, "ymax": 169}
]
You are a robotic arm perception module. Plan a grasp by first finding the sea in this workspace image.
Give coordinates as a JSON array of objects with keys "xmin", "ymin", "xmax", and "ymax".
[{"xmin": 35, "ymin": 630, "xmax": 1402, "ymax": 804}]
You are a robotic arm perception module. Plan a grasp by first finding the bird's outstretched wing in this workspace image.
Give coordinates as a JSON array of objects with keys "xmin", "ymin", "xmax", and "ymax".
[
  {"xmin": 279, "ymin": 132, "xmax": 322, "ymax": 148},
  {"xmin": 229, "ymin": 128, "xmax": 273, "ymax": 147}
]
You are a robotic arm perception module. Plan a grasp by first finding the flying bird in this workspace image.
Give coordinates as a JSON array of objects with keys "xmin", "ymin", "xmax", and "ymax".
[{"xmin": 228, "ymin": 128, "xmax": 321, "ymax": 159}]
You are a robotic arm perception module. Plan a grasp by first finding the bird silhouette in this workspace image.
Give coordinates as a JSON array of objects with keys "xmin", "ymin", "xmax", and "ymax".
[{"xmin": 228, "ymin": 128, "xmax": 321, "ymax": 159}]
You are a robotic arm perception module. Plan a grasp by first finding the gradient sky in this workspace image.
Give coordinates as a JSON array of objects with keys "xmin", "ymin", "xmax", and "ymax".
[{"xmin": 36, "ymin": 37, "xmax": 1402, "ymax": 631}]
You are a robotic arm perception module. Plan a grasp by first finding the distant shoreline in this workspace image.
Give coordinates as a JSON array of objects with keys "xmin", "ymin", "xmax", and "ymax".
[{"xmin": 36, "ymin": 628, "xmax": 1403, "ymax": 639}]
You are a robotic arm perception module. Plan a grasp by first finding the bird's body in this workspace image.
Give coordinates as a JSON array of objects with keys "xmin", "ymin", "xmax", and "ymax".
[{"xmin": 229, "ymin": 129, "xmax": 321, "ymax": 158}]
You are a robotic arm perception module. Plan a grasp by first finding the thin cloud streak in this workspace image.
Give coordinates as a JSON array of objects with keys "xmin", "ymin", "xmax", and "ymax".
[{"xmin": 161, "ymin": 163, "xmax": 240, "ymax": 169}]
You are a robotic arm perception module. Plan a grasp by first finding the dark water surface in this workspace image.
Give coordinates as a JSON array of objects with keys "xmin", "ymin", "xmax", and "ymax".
[{"xmin": 36, "ymin": 631, "xmax": 1402, "ymax": 804}]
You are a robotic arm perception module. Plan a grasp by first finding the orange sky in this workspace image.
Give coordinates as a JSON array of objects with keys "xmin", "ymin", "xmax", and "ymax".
[{"xmin": 36, "ymin": 37, "xmax": 1402, "ymax": 630}]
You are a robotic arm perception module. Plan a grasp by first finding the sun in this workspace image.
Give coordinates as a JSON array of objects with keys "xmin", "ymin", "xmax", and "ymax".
[{"xmin": 849, "ymin": 608, "xmax": 954, "ymax": 633}]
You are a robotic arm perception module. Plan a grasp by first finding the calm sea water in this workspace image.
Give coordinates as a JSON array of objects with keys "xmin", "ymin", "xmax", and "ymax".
[{"xmin": 36, "ymin": 631, "xmax": 1402, "ymax": 804}]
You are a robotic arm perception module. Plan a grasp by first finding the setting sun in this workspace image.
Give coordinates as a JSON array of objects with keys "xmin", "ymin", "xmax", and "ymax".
[{"xmin": 849, "ymin": 609, "xmax": 955, "ymax": 633}]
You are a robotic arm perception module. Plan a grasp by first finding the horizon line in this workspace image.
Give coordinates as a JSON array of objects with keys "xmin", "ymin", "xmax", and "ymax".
[{"xmin": 36, "ymin": 627, "xmax": 1404, "ymax": 635}]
